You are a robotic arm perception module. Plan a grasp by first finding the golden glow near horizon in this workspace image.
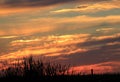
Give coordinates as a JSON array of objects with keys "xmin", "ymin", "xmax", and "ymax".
[
  {"xmin": 0, "ymin": 0, "xmax": 120, "ymax": 73},
  {"xmin": 70, "ymin": 61, "xmax": 120, "ymax": 74}
]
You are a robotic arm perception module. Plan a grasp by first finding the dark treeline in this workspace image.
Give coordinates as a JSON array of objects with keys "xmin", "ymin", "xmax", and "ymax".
[{"xmin": 0, "ymin": 56, "xmax": 120, "ymax": 82}]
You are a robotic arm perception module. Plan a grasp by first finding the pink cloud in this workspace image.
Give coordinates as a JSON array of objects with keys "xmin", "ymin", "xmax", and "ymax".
[{"xmin": 70, "ymin": 61, "xmax": 120, "ymax": 74}]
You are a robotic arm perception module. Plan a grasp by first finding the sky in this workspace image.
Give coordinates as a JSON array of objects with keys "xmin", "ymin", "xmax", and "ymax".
[{"xmin": 0, "ymin": 0, "xmax": 120, "ymax": 74}]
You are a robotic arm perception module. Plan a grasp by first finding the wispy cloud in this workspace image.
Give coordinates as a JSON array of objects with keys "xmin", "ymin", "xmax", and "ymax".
[
  {"xmin": 0, "ymin": 0, "xmax": 74, "ymax": 8},
  {"xmin": 91, "ymin": 33, "xmax": 120, "ymax": 40},
  {"xmin": 1, "ymin": 33, "xmax": 120, "ymax": 61},
  {"xmin": 0, "ymin": 0, "xmax": 119, "ymax": 74},
  {"xmin": 0, "ymin": 34, "xmax": 90, "ymax": 60},
  {"xmin": 0, "ymin": 15, "xmax": 120, "ymax": 36},
  {"xmin": 0, "ymin": 25, "xmax": 56, "ymax": 36},
  {"xmin": 96, "ymin": 28, "xmax": 115, "ymax": 33},
  {"xmin": 0, "ymin": 36, "xmax": 18, "ymax": 39},
  {"xmin": 0, "ymin": 32, "xmax": 120, "ymax": 74},
  {"xmin": 0, "ymin": 0, "xmax": 108, "ymax": 8},
  {"xmin": 0, "ymin": 0, "xmax": 110, "ymax": 15},
  {"xmin": 106, "ymin": 42, "xmax": 120, "ymax": 46},
  {"xmin": 51, "ymin": 0, "xmax": 120, "ymax": 13}
]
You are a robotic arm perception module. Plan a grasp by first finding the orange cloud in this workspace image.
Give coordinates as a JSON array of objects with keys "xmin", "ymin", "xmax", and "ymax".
[
  {"xmin": 59, "ymin": 15, "xmax": 120, "ymax": 24},
  {"xmin": 0, "ymin": 31, "xmax": 6, "ymax": 35},
  {"xmin": 96, "ymin": 28, "xmax": 115, "ymax": 33},
  {"xmin": 0, "ymin": 36, "xmax": 18, "ymax": 39},
  {"xmin": 106, "ymin": 42, "xmax": 120, "ymax": 46},
  {"xmin": 3, "ymin": 32, "xmax": 119, "ymax": 61},
  {"xmin": 0, "ymin": 46, "xmax": 76, "ymax": 60},
  {"xmin": 0, "ymin": 8, "xmax": 34, "ymax": 15},
  {"xmin": 0, "ymin": 15, "xmax": 120, "ymax": 36},
  {"xmin": 55, "ymin": 15, "xmax": 120, "ymax": 32},
  {"xmin": 0, "ymin": 4, "xmax": 56, "ymax": 16},
  {"xmin": 0, "ymin": 32, "xmax": 120, "ymax": 74},
  {"xmin": 10, "ymin": 34, "xmax": 90, "ymax": 47},
  {"xmin": 92, "ymin": 33, "xmax": 120, "ymax": 40},
  {"xmin": 0, "ymin": 32, "xmax": 119, "ymax": 61},
  {"xmin": 0, "ymin": 26, "xmax": 56, "ymax": 36},
  {"xmin": 51, "ymin": 0, "xmax": 120, "ymax": 13},
  {"xmin": 0, "ymin": 34, "xmax": 89, "ymax": 60}
]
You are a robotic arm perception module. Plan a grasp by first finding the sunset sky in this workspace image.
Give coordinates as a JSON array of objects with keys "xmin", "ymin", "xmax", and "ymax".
[{"xmin": 0, "ymin": 0, "xmax": 120, "ymax": 74}]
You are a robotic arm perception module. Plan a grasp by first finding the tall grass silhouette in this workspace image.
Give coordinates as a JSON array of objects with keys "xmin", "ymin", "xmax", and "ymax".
[
  {"xmin": 1, "ymin": 56, "xmax": 70, "ymax": 80},
  {"xmin": 0, "ymin": 56, "xmax": 120, "ymax": 81}
]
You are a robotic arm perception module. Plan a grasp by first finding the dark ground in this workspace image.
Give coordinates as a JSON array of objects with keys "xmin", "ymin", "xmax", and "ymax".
[{"xmin": 0, "ymin": 74, "xmax": 120, "ymax": 82}]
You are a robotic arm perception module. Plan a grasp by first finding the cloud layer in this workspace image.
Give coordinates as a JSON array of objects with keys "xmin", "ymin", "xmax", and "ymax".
[
  {"xmin": 0, "ymin": 15, "xmax": 120, "ymax": 36},
  {"xmin": 0, "ymin": 32, "xmax": 120, "ymax": 73},
  {"xmin": 0, "ymin": 0, "xmax": 108, "ymax": 8},
  {"xmin": 0, "ymin": 0, "xmax": 120, "ymax": 74},
  {"xmin": 51, "ymin": 0, "xmax": 120, "ymax": 13},
  {"xmin": 0, "ymin": 0, "xmax": 110, "ymax": 15}
]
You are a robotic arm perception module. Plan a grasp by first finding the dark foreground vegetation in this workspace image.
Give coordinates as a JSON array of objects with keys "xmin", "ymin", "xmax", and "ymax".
[{"xmin": 0, "ymin": 56, "xmax": 120, "ymax": 82}]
